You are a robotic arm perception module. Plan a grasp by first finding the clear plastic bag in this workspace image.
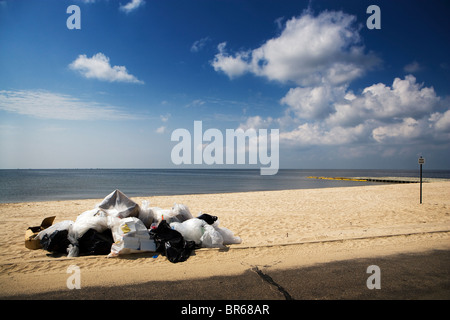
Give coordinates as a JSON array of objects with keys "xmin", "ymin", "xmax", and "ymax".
[
  {"xmin": 151, "ymin": 203, "xmax": 194, "ymax": 225},
  {"xmin": 66, "ymin": 208, "xmax": 109, "ymax": 257},
  {"xmin": 170, "ymin": 218, "xmax": 206, "ymax": 245},
  {"xmin": 171, "ymin": 203, "xmax": 194, "ymax": 222},
  {"xmin": 170, "ymin": 218, "xmax": 242, "ymax": 247},
  {"xmin": 37, "ymin": 220, "xmax": 73, "ymax": 240},
  {"xmin": 200, "ymin": 224, "xmax": 224, "ymax": 248},
  {"xmin": 137, "ymin": 200, "xmax": 156, "ymax": 228},
  {"xmin": 216, "ymin": 225, "xmax": 242, "ymax": 245},
  {"xmin": 71, "ymin": 208, "xmax": 109, "ymax": 238}
]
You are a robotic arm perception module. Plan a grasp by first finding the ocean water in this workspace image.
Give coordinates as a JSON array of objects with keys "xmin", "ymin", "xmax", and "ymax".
[{"xmin": 0, "ymin": 169, "xmax": 449, "ymax": 204}]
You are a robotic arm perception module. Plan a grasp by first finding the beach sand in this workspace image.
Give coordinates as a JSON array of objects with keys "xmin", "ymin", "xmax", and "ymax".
[{"xmin": 0, "ymin": 181, "xmax": 449, "ymax": 299}]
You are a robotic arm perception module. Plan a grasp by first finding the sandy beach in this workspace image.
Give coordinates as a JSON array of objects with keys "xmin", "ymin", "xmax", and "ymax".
[{"xmin": 1, "ymin": 181, "xmax": 449, "ymax": 299}]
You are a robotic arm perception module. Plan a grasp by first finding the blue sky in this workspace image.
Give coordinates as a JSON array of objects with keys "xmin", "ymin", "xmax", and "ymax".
[{"xmin": 0, "ymin": 0, "xmax": 449, "ymax": 170}]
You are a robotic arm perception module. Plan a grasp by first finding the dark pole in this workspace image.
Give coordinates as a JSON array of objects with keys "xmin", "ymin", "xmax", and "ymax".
[{"xmin": 420, "ymin": 162, "xmax": 423, "ymax": 204}]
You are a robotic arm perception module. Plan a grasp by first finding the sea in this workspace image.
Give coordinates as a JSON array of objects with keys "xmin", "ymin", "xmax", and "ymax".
[{"xmin": 1, "ymin": 169, "xmax": 449, "ymax": 204}]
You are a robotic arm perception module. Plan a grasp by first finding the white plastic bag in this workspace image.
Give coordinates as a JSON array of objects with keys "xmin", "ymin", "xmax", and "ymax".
[
  {"xmin": 108, "ymin": 217, "xmax": 156, "ymax": 257},
  {"xmin": 170, "ymin": 218, "xmax": 242, "ymax": 247},
  {"xmin": 70, "ymin": 208, "xmax": 109, "ymax": 239},
  {"xmin": 216, "ymin": 225, "xmax": 242, "ymax": 245},
  {"xmin": 170, "ymin": 218, "xmax": 206, "ymax": 245},
  {"xmin": 153, "ymin": 208, "xmax": 173, "ymax": 224},
  {"xmin": 171, "ymin": 203, "xmax": 194, "ymax": 222},
  {"xmin": 96, "ymin": 189, "xmax": 139, "ymax": 218},
  {"xmin": 67, "ymin": 244, "xmax": 79, "ymax": 257},
  {"xmin": 137, "ymin": 200, "xmax": 156, "ymax": 228},
  {"xmin": 200, "ymin": 224, "xmax": 224, "ymax": 248},
  {"xmin": 151, "ymin": 203, "xmax": 194, "ymax": 225},
  {"xmin": 37, "ymin": 220, "xmax": 74, "ymax": 240}
]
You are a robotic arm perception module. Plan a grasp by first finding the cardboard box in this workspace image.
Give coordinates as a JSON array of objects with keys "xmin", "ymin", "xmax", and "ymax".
[{"xmin": 25, "ymin": 216, "xmax": 56, "ymax": 250}]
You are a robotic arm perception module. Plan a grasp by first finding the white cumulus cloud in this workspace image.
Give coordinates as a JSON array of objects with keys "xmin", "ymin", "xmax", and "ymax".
[
  {"xmin": 69, "ymin": 52, "xmax": 143, "ymax": 84},
  {"xmin": 212, "ymin": 10, "xmax": 379, "ymax": 86},
  {"xmin": 214, "ymin": 10, "xmax": 449, "ymax": 152},
  {"xmin": 241, "ymin": 75, "xmax": 449, "ymax": 147},
  {"xmin": 212, "ymin": 42, "xmax": 251, "ymax": 79},
  {"xmin": 119, "ymin": 0, "xmax": 145, "ymax": 13},
  {"xmin": 326, "ymin": 75, "xmax": 440, "ymax": 127}
]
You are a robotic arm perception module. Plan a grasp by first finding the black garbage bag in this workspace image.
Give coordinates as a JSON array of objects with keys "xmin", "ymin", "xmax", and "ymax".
[
  {"xmin": 40, "ymin": 230, "xmax": 71, "ymax": 254},
  {"xmin": 78, "ymin": 228, "xmax": 114, "ymax": 256},
  {"xmin": 150, "ymin": 220, "xmax": 195, "ymax": 263},
  {"xmin": 197, "ymin": 213, "xmax": 218, "ymax": 225}
]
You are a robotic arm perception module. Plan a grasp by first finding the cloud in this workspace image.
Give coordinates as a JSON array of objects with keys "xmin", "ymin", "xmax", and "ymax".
[
  {"xmin": 326, "ymin": 75, "xmax": 439, "ymax": 127},
  {"xmin": 185, "ymin": 99, "xmax": 206, "ymax": 108},
  {"xmin": 280, "ymin": 122, "xmax": 368, "ymax": 146},
  {"xmin": 156, "ymin": 126, "xmax": 166, "ymax": 134},
  {"xmin": 274, "ymin": 16, "xmax": 285, "ymax": 30},
  {"xmin": 403, "ymin": 61, "xmax": 422, "ymax": 73},
  {"xmin": 191, "ymin": 37, "xmax": 211, "ymax": 53},
  {"xmin": 119, "ymin": 0, "xmax": 145, "ymax": 13},
  {"xmin": 69, "ymin": 53, "xmax": 144, "ymax": 84},
  {"xmin": 372, "ymin": 117, "xmax": 422, "ymax": 143},
  {"xmin": 0, "ymin": 90, "xmax": 140, "ymax": 120},
  {"xmin": 211, "ymin": 42, "xmax": 250, "ymax": 79},
  {"xmin": 160, "ymin": 114, "xmax": 171, "ymax": 122},
  {"xmin": 241, "ymin": 75, "xmax": 449, "ymax": 147},
  {"xmin": 212, "ymin": 10, "xmax": 380, "ymax": 86},
  {"xmin": 281, "ymin": 85, "xmax": 347, "ymax": 120},
  {"xmin": 213, "ymin": 9, "xmax": 449, "ymax": 153},
  {"xmin": 430, "ymin": 110, "xmax": 450, "ymax": 132},
  {"xmin": 238, "ymin": 115, "xmax": 274, "ymax": 131}
]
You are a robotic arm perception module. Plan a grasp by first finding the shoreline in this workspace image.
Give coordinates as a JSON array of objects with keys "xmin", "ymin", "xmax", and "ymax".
[{"xmin": 1, "ymin": 181, "xmax": 449, "ymax": 298}]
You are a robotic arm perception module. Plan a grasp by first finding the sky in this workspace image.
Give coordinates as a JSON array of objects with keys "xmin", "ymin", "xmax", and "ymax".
[{"xmin": 0, "ymin": 0, "xmax": 449, "ymax": 170}]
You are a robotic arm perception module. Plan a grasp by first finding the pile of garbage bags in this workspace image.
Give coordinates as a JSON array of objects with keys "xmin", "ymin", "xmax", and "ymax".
[{"xmin": 36, "ymin": 190, "xmax": 242, "ymax": 263}]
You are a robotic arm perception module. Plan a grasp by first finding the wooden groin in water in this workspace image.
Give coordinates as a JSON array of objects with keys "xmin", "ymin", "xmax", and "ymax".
[{"xmin": 306, "ymin": 176, "xmax": 426, "ymax": 184}]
